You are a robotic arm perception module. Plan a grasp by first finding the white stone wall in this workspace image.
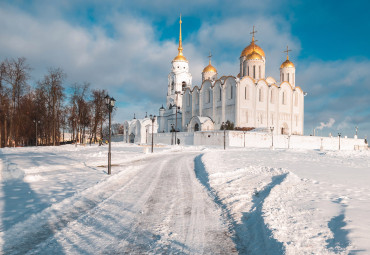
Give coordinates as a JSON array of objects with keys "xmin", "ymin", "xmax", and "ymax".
[{"xmin": 152, "ymin": 131, "xmax": 367, "ymax": 151}]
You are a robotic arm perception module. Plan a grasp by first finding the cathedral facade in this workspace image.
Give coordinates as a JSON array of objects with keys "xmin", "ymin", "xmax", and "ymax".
[{"xmin": 158, "ymin": 18, "xmax": 305, "ymax": 135}]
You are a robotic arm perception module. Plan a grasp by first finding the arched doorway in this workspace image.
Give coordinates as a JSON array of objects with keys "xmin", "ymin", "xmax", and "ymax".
[
  {"xmin": 129, "ymin": 133, "xmax": 135, "ymax": 143},
  {"xmin": 281, "ymin": 123, "xmax": 289, "ymax": 135},
  {"xmin": 194, "ymin": 123, "xmax": 199, "ymax": 132}
]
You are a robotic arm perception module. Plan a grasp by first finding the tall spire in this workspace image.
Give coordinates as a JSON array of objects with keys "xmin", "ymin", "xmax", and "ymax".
[
  {"xmin": 173, "ymin": 15, "xmax": 187, "ymax": 61},
  {"xmin": 178, "ymin": 15, "xmax": 183, "ymax": 56}
]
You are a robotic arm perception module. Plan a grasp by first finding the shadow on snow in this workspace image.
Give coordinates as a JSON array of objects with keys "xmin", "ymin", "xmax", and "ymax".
[{"xmin": 194, "ymin": 154, "xmax": 286, "ymax": 255}]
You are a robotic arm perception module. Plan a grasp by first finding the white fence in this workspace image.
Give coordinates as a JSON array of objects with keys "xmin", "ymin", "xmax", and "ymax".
[{"xmin": 149, "ymin": 131, "xmax": 367, "ymax": 151}]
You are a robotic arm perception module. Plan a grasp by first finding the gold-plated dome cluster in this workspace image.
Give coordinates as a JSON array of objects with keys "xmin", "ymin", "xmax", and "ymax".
[{"xmin": 173, "ymin": 15, "xmax": 188, "ymax": 62}]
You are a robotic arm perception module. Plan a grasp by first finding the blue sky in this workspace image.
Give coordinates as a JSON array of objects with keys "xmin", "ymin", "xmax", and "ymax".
[{"xmin": 1, "ymin": 0, "xmax": 369, "ymax": 138}]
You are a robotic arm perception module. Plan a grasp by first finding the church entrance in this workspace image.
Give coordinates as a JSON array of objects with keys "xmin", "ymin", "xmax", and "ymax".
[
  {"xmin": 281, "ymin": 123, "xmax": 289, "ymax": 135},
  {"xmin": 129, "ymin": 133, "xmax": 135, "ymax": 143},
  {"xmin": 194, "ymin": 123, "xmax": 199, "ymax": 132}
]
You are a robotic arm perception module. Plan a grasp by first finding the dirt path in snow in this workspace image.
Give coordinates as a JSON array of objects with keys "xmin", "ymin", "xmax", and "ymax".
[{"xmin": 4, "ymin": 152, "xmax": 235, "ymax": 254}]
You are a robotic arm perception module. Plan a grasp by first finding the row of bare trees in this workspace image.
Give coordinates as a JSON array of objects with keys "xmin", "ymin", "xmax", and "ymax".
[{"xmin": 0, "ymin": 57, "xmax": 111, "ymax": 147}]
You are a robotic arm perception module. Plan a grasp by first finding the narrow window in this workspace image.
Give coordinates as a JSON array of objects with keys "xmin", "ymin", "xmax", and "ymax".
[
  {"xmin": 247, "ymin": 66, "xmax": 249, "ymax": 76},
  {"xmin": 259, "ymin": 88, "xmax": 263, "ymax": 102},
  {"xmin": 282, "ymin": 92, "xmax": 286, "ymax": 105},
  {"xmin": 246, "ymin": 111, "xmax": 248, "ymax": 123},
  {"xmin": 288, "ymin": 73, "xmax": 290, "ymax": 83},
  {"xmin": 244, "ymin": 87, "xmax": 247, "ymax": 100},
  {"xmin": 253, "ymin": 65, "xmax": 256, "ymax": 79},
  {"xmin": 282, "ymin": 73, "xmax": 284, "ymax": 81},
  {"xmin": 230, "ymin": 86, "xmax": 233, "ymax": 99},
  {"xmin": 219, "ymin": 87, "xmax": 222, "ymax": 101},
  {"xmin": 259, "ymin": 66, "xmax": 261, "ymax": 79},
  {"xmin": 270, "ymin": 90, "xmax": 273, "ymax": 104}
]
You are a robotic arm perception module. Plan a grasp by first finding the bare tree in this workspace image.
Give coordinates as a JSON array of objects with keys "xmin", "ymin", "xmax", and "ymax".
[
  {"xmin": 91, "ymin": 89, "xmax": 108, "ymax": 143},
  {"xmin": 1, "ymin": 57, "xmax": 31, "ymax": 146},
  {"xmin": 37, "ymin": 68, "xmax": 66, "ymax": 145}
]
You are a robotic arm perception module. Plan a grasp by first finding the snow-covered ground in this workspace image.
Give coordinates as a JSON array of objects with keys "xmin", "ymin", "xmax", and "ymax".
[{"xmin": 0, "ymin": 143, "xmax": 369, "ymax": 254}]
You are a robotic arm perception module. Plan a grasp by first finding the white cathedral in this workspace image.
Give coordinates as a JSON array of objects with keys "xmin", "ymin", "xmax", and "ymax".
[{"xmin": 124, "ymin": 17, "xmax": 305, "ymax": 143}]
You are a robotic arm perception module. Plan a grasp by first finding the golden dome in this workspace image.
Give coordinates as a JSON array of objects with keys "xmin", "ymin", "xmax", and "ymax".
[
  {"xmin": 280, "ymin": 45, "xmax": 294, "ymax": 68},
  {"xmin": 280, "ymin": 59, "xmax": 295, "ymax": 68},
  {"xmin": 173, "ymin": 54, "xmax": 188, "ymax": 61},
  {"xmin": 203, "ymin": 64, "xmax": 217, "ymax": 73},
  {"xmin": 241, "ymin": 26, "xmax": 265, "ymax": 58},
  {"xmin": 202, "ymin": 52, "xmax": 217, "ymax": 73},
  {"xmin": 241, "ymin": 43, "xmax": 265, "ymax": 58},
  {"xmin": 246, "ymin": 50, "xmax": 262, "ymax": 60}
]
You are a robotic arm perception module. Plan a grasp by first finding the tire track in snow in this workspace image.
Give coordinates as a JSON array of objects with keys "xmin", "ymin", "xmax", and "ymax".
[
  {"xmin": 1, "ymin": 157, "xmax": 158, "ymax": 255},
  {"xmin": 194, "ymin": 154, "xmax": 287, "ymax": 254}
]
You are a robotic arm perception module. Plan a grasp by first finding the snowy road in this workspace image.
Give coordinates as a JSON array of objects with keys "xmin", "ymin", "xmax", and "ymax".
[
  {"xmin": 2, "ymin": 151, "xmax": 235, "ymax": 254},
  {"xmin": 1, "ymin": 144, "xmax": 370, "ymax": 254}
]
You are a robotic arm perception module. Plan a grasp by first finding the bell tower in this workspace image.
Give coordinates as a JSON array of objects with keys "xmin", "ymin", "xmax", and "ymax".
[{"xmin": 167, "ymin": 15, "xmax": 192, "ymax": 109}]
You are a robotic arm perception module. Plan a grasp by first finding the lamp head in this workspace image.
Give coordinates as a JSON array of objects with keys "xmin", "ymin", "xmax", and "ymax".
[
  {"xmin": 110, "ymin": 97, "xmax": 116, "ymax": 107},
  {"xmin": 105, "ymin": 95, "xmax": 110, "ymax": 105}
]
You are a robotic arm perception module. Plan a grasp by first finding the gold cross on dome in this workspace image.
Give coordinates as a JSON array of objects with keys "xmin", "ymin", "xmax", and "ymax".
[
  {"xmin": 208, "ymin": 52, "xmax": 212, "ymax": 63},
  {"xmin": 250, "ymin": 25, "xmax": 257, "ymax": 40},
  {"xmin": 283, "ymin": 45, "xmax": 292, "ymax": 59}
]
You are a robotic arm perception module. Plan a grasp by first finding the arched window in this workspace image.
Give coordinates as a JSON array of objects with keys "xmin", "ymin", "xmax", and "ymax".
[
  {"xmin": 187, "ymin": 93, "xmax": 190, "ymax": 106},
  {"xmin": 205, "ymin": 88, "xmax": 211, "ymax": 103},
  {"xmin": 230, "ymin": 85, "xmax": 233, "ymax": 99},
  {"xmin": 171, "ymin": 81, "xmax": 174, "ymax": 90},
  {"xmin": 270, "ymin": 90, "xmax": 274, "ymax": 104},
  {"xmin": 182, "ymin": 81, "xmax": 187, "ymax": 91},
  {"xmin": 219, "ymin": 87, "xmax": 222, "ymax": 101},
  {"xmin": 247, "ymin": 66, "xmax": 249, "ymax": 76},
  {"xmin": 259, "ymin": 88, "xmax": 263, "ymax": 102},
  {"xmin": 259, "ymin": 66, "xmax": 261, "ymax": 79},
  {"xmin": 282, "ymin": 73, "xmax": 284, "ymax": 81},
  {"xmin": 282, "ymin": 91, "xmax": 286, "ymax": 105},
  {"xmin": 253, "ymin": 65, "xmax": 256, "ymax": 79}
]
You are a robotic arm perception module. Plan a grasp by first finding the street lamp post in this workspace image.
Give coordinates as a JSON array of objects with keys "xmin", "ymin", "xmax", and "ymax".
[
  {"xmin": 243, "ymin": 131, "xmax": 246, "ymax": 147},
  {"xmin": 33, "ymin": 120, "xmax": 40, "ymax": 146},
  {"xmin": 222, "ymin": 122, "xmax": 226, "ymax": 150},
  {"xmin": 170, "ymin": 124, "xmax": 174, "ymax": 145},
  {"xmin": 270, "ymin": 127, "xmax": 274, "ymax": 149},
  {"xmin": 175, "ymin": 91, "xmax": 182, "ymax": 145},
  {"xmin": 149, "ymin": 114, "xmax": 156, "ymax": 153},
  {"xmin": 105, "ymin": 95, "xmax": 116, "ymax": 175},
  {"xmin": 338, "ymin": 133, "xmax": 341, "ymax": 151}
]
